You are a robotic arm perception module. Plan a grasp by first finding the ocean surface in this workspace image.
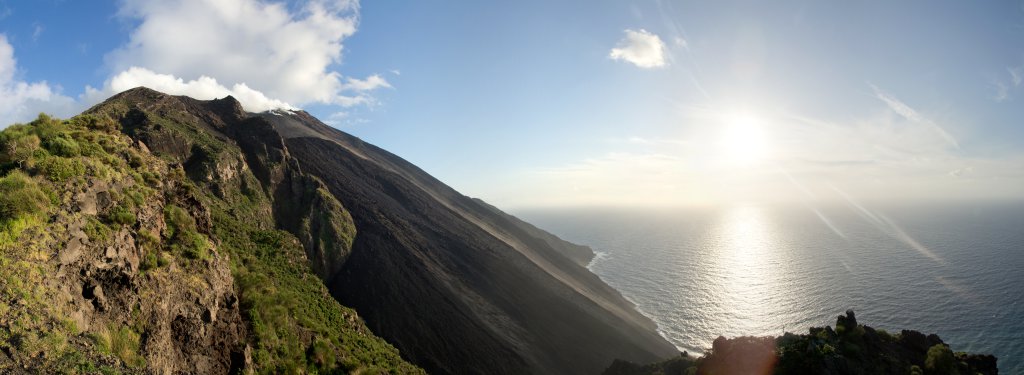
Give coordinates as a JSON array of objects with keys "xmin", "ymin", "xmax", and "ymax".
[{"xmin": 516, "ymin": 202, "xmax": 1024, "ymax": 373}]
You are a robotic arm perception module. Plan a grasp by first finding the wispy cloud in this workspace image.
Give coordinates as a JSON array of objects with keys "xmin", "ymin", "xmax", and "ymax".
[
  {"xmin": 31, "ymin": 24, "xmax": 43, "ymax": 42},
  {"xmin": 1009, "ymin": 65, "xmax": 1023, "ymax": 86},
  {"xmin": 989, "ymin": 65, "xmax": 1023, "ymax": 102},
  {"xmin": 869, "ymin": 84, "xmax": 959, "ymax": 149},
  {"xmin": 609, "ymin": 29, "xmax": 668, "ymax": 69}
]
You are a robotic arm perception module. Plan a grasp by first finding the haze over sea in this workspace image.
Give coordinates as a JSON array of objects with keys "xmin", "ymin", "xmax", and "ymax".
[{"xmin": 517, "ymin": 201, "xmax": 1024, "ymax": 373}]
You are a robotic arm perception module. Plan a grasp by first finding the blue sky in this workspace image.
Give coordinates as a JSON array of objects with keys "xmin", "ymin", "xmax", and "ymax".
[{"xmin": 2, "ymin": 0, "xmax": 1023, "ymax": 207}]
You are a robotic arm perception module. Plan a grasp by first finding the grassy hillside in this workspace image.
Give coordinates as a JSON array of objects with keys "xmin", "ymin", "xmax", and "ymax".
[{"xmin": 0, "ymin": 109, "xmax": 421, "ymax": 374}]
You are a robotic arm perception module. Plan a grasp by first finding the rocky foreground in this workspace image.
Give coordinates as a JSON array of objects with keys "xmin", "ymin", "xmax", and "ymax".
[{"xmin": 603, "ymin": 310, "xmax": 997, "ymax": 375}]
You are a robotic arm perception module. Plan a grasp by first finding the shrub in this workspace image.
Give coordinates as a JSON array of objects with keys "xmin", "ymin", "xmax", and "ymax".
[
  {"xmin": 0, "ymin": 171, "xmax": 50, "ymax": 223},
  {"xmin": 140, "ymin": 251, "xmax": 159, "ymax": 271},
  {"xmin": 91, "ymin": 325, "xmax": 145, "ymax": 368},
  {"xmin": 106, "ymin": 204, "xmax": 136, "ymax": 227},
  {"xmin": 36, "ymin": 156, "xmax": 85, "ymax": 183},
  {"xmin": 163, "ymin": 204, "xmax": 209, "ymax": 259},
  {"xmin": 0, "ymin": 132, "xmax": 41, "ymax": 167},
  {"xmin": 163, "ymin": 204, "xmax": 193, "ymax": 239},
  {"xmin": 82, "ymin": 217, "xmax": 113, "ymax": 243},
  {"xmin": 925, "ymin": 344, "xmax": 957, "ymax": 375},
  {"xmin": 28, "ymin": 113, "xmax": 64, "ymax": 140},
  {"xmin": 44, "ymin": 136, "xmax": 80, "ymax": 157},
  {"xmin": 69, "ymin": 114, "xmax": 118, "ymax": 132},
  {"xmin": 177, "ymin": 231, "xmax": 210, "ymax": 260}
]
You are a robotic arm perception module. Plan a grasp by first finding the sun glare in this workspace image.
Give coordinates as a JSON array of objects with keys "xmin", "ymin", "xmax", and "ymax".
[{"xmin": 719, "ymin": 114, "xmax": 769, "ymax": 167}]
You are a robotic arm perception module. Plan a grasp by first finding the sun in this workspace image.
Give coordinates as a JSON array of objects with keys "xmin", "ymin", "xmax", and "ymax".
[{"xmin": 719, "ymin": 114, "xmax": 769, "ymax": 167}]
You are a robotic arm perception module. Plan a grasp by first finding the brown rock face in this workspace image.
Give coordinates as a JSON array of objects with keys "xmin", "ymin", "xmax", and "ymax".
[{"xmin": 52, "ymin": 175, "xmax": 248, "ymax": 374}]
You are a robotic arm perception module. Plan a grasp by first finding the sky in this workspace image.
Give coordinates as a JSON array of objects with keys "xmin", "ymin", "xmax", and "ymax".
[{"xmin": 2, "ymin": 0, "xmax": 1023, "ymax": 208}]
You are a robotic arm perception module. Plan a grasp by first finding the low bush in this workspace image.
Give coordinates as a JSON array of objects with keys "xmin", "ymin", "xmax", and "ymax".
[
  {"xmin": 0, "ymin": 171, "xmax": 50, "ymax": 224},
  {"xmin": 106, "ymin": 204, "xmax": 136, "ymax": 227},
  {"xmin": 36, "ymin": 156, "xmax": 85, "ymax": 183},
  {"xmin": 925, "ymin": 344, "xmax": 956, "ymax": 375},
  {"xmin": 44, "ymin": 136, "xmax": 80, "ymax": 157}
]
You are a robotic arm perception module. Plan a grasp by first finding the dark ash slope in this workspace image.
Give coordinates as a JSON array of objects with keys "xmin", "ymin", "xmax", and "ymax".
[{"xmin": 256, "ymin": 110, "xmax": 677, "ymax": 374}]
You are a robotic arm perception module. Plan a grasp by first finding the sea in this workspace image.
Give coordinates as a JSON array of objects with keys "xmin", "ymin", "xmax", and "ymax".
[{"xmin": 515, "ymin": 201, "xmax": 1024, "ymax": 373}]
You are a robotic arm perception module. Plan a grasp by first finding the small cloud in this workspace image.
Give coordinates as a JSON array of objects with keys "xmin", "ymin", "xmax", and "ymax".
[
  {"xmin": 609, "ymin": 29, "xmax": 668, "ymax": 69},
  {"xmin": 1010, "ymin": 66, "xmax": 1023, "ymax": 86},
  {"xmin": 948, "ymin": 166, "xmax": 973, "ymax": 177},
  {"xmin": 673, "ymin": 37, "xmax": 687, "ymax": 48},
  {"xmin": 341, "ymin": 74, "xmax": 391, "ymax": 91},
  {"xmin": 390, "ymin": 69, "xmax": 401, "ymax": 76},
  {"xmin": 31, "ymin": 24, "xmax": 43, "ymax": 42}
]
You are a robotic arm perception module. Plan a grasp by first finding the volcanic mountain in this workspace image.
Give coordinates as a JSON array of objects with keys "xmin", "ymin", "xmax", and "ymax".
[{"xmin": 0, "ymin": 87, "xmax": 676, "ymax": 374}]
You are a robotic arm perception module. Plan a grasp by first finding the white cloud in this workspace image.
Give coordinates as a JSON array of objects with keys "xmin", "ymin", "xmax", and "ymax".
[
  {"xmin": 95, "ymin": 0, "xmax": 387, "ymax": 111},
  {"xmin": 609, "ymin": 29, "xmax": 667, "ymax": 69},
  {"xmin": 0, "ymin": 34, "xmax": 78, "ymax": 127},
  {"xmin": 341, "ymin": 74, "xmax": 391, "ymax": 91},
  {"xmin": 83, "ymin": 67, "xmax": 294, "ymax": 112}
]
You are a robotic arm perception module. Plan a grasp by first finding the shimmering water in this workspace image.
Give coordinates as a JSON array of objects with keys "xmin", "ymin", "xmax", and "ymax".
[{"xmin": 516, "ymin": 202, "xmax": 1024, "ymax": 373}]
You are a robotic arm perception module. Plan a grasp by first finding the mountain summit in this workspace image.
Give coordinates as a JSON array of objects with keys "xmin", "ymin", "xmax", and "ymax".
[{"xmin": 0, "ymin": 87, "xmax": 676, "ymax": 374}]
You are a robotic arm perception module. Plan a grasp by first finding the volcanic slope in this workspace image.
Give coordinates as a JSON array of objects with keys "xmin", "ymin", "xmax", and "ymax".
[{"xmin": 0, "ymin": 87, "xmax": 676, "ymax": 374}]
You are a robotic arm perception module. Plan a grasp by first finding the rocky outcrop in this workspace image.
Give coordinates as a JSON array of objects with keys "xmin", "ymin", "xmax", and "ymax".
[{"xmin": 603, "ymin": 311, "xmax": 999, "ymax": 375}]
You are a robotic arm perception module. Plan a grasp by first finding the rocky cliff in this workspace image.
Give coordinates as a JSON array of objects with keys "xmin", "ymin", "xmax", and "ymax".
[{"xmin": 0, "ymin": 87, "xmax": 676, "ymax": 374}]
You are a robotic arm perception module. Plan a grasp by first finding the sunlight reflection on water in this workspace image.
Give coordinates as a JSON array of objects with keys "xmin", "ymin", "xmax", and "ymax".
[{"xmin": 516, "ymin": 203, "xmax": 1024, "ymax": 372}]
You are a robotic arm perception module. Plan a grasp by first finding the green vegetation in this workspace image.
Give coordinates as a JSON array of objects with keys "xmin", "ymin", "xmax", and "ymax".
[
  {"xmin": 0, "ymin": 170, "xmax": 50, "ymax": 225},
  {"xmin": 107, "ymin": 203, "xmax": 137, "ymax": 226},
  {"xmin": 90, "ymin": 324, "xmax": 145, "ymax": 368},
  {"xmin": 1, "ymin": 113, "xmax": 147, "ymax": 373},
  {"xmin": 925, "ymin": 344, "xmax": 957, "ymax": 375},
  {"xmin": 211, "ymin": 202, "xmax": 419, "ymax": 374},
  {"xmin": 163, "ymin": 204, "xmax": 210, "ymax": 260},
  {"xmin": 0, "ymin": 103, "xmax": 419, "ymax": 373}
]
